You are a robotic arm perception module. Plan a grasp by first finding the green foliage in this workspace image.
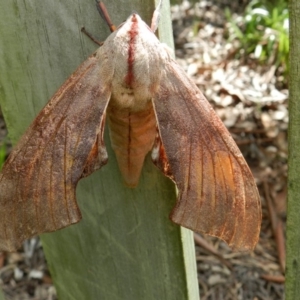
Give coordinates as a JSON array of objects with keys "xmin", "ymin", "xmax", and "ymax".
[
  {"xmin": 226, "ymin": 0, "xmax": 289, "ymax": 73},
  {"xmin": 0, "ymin": 141, "xmax": 6, "ymax": 170}
]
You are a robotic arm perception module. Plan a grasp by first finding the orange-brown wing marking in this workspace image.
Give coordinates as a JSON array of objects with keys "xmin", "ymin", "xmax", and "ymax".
[
  {"xmin": 0, "ymin": 54, "xmax": 112, "ymax": 251},
  {"xmin": 152, "ymin": 60, "xmax": 261, "ymax": 251}
]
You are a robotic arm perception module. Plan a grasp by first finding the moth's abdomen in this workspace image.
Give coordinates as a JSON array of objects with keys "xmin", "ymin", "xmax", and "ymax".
[{"xmin": 107, "ymin": 101, "xmax": 157, "ymax": 187}]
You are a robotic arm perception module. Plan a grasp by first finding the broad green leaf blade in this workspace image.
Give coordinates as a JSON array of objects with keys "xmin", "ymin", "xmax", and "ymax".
[
  {"xmin": 0, "ymin": 1, "xmax": 199, "ymax": 300},
  {"xmin": 0, "ymin": 289, "xmax": 5, "ymax": 300}
]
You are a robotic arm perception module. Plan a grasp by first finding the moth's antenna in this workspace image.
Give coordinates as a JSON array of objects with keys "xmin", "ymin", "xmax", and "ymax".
[
  {"xmin": 95, "ymin": 1, "xmax": 116, "ymax": 32},
  {"xmin": 151, "ymin": 0, "xmax": 163, "ymax": 33}
]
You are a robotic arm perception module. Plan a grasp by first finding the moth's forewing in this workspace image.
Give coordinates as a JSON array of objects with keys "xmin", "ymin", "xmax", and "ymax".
[
  {"xmin": 152, "ymin": 60, "xmax": 261, "ymax": 251},
  {"xmin": 0, "ymin": 54, "xmax": 112, "ymax": 252}
]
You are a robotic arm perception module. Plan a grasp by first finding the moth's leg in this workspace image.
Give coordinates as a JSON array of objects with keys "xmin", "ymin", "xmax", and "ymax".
[
  {"xmin": 81, "ymin": 1, "xmax": 116, "ymax": 46},
  {"xmin": 151, "ymin": 0, "xmax": 163, "ymax": 33},
  {"xmin": 95, "ymin": 1, "xmax": 116, "ymax": 32},
  {"xmin": 81, "ymin": 27, "xmax": 103, "ymax": 46}
]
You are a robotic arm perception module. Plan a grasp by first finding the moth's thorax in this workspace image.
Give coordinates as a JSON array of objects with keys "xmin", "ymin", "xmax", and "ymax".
[
  {"xmin": 110, "ymin": 87, "xmax": 151, "ymax": 112},
  {"xmin": 100, "ymin": 13, "xmax": 168, "ymax": 112},
  {"xmin": 96, "ymin": 13, "xmax": 170, "ymax": 186}
]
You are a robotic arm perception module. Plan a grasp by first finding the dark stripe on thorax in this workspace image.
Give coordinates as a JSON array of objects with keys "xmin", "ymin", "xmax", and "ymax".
[{"xmin": 125, "ymin": 14, "xmax": 138, "ymax": 87}]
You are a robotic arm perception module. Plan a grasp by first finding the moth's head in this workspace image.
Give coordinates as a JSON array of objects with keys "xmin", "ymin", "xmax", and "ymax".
[
  {"xmin": 116, "ymin": 13, "xmax": 151, "ymax": 33},
  {"xmin": 128, "ymin": 13, "xmax": 139, "ymax": 22},
  {"xmin": 126, "ymin": 13, "xmax": 145, "ymax": 29},
  {"xmin": 127, "ymin": 13, "xmax": 141, "ymax": 23},
  {"xmin": 112, "ymin": 12, "xmax": 157, "ymax": 46}
]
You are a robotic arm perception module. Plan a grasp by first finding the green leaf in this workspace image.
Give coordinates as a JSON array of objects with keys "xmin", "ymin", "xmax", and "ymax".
[
  {"xmin": 0, "ymin": 142, "xmax": 6, "ymax": 170},
  {"xmin": 0, "ymin": 289, "xmax": 5, "ymax": 300},
  {"xmin": 0, "ymin": 1, "xmax": 199, "ymax": 299}
]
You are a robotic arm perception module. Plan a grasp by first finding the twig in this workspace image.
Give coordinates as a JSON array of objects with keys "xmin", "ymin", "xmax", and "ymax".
[
  {"xmin": 194, "ymin": 233, "xmax": 232, "ymax": 270},
  {"xmin": 264, "ymin": 181, "xmax": 286, "ymax": 274},
  {"xmin": 260, "ymin": 273, "xmax": 285, "ymax": 283}
]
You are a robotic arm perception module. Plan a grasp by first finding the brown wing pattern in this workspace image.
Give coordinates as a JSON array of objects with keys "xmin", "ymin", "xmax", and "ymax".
[
  {"xmin": 0, "ymin": 54, "xmax": 112, "ymax": 251},
  {"xmin": 152, "ymin": 60, "xmax": 261, "ymax": 251}
]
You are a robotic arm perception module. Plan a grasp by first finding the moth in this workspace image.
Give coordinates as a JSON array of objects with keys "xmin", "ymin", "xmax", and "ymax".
[{"xmin": 0, "ymin": 1, "xmax": 261, "ymax": 252}]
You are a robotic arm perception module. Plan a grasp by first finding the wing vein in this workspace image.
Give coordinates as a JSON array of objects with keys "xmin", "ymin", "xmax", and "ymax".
[
  {"xmin": 63, "ymin": 121, "xmax": 70, "ymax": 223},
  {"xmin": 49, "ymin": 142, "xmax": 56, "ymax": 228},
  {"xmin": 5, "ymin": 60, "xmax": 98, "ymax": 167}
]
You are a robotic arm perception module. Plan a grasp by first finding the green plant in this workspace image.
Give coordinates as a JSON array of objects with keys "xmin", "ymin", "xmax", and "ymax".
[
  {"xmin": 0, "ymin": 141, "xmax": 6, "ymax": 170},
  {"xmin": 226, "ymin": 0, "xmax": 289, "ymax": 73}
]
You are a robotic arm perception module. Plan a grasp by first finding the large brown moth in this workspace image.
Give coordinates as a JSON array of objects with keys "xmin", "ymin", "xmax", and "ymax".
[{"xmin": 0, "ymin": 1, "xmax": 261, "ymax": 252}]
